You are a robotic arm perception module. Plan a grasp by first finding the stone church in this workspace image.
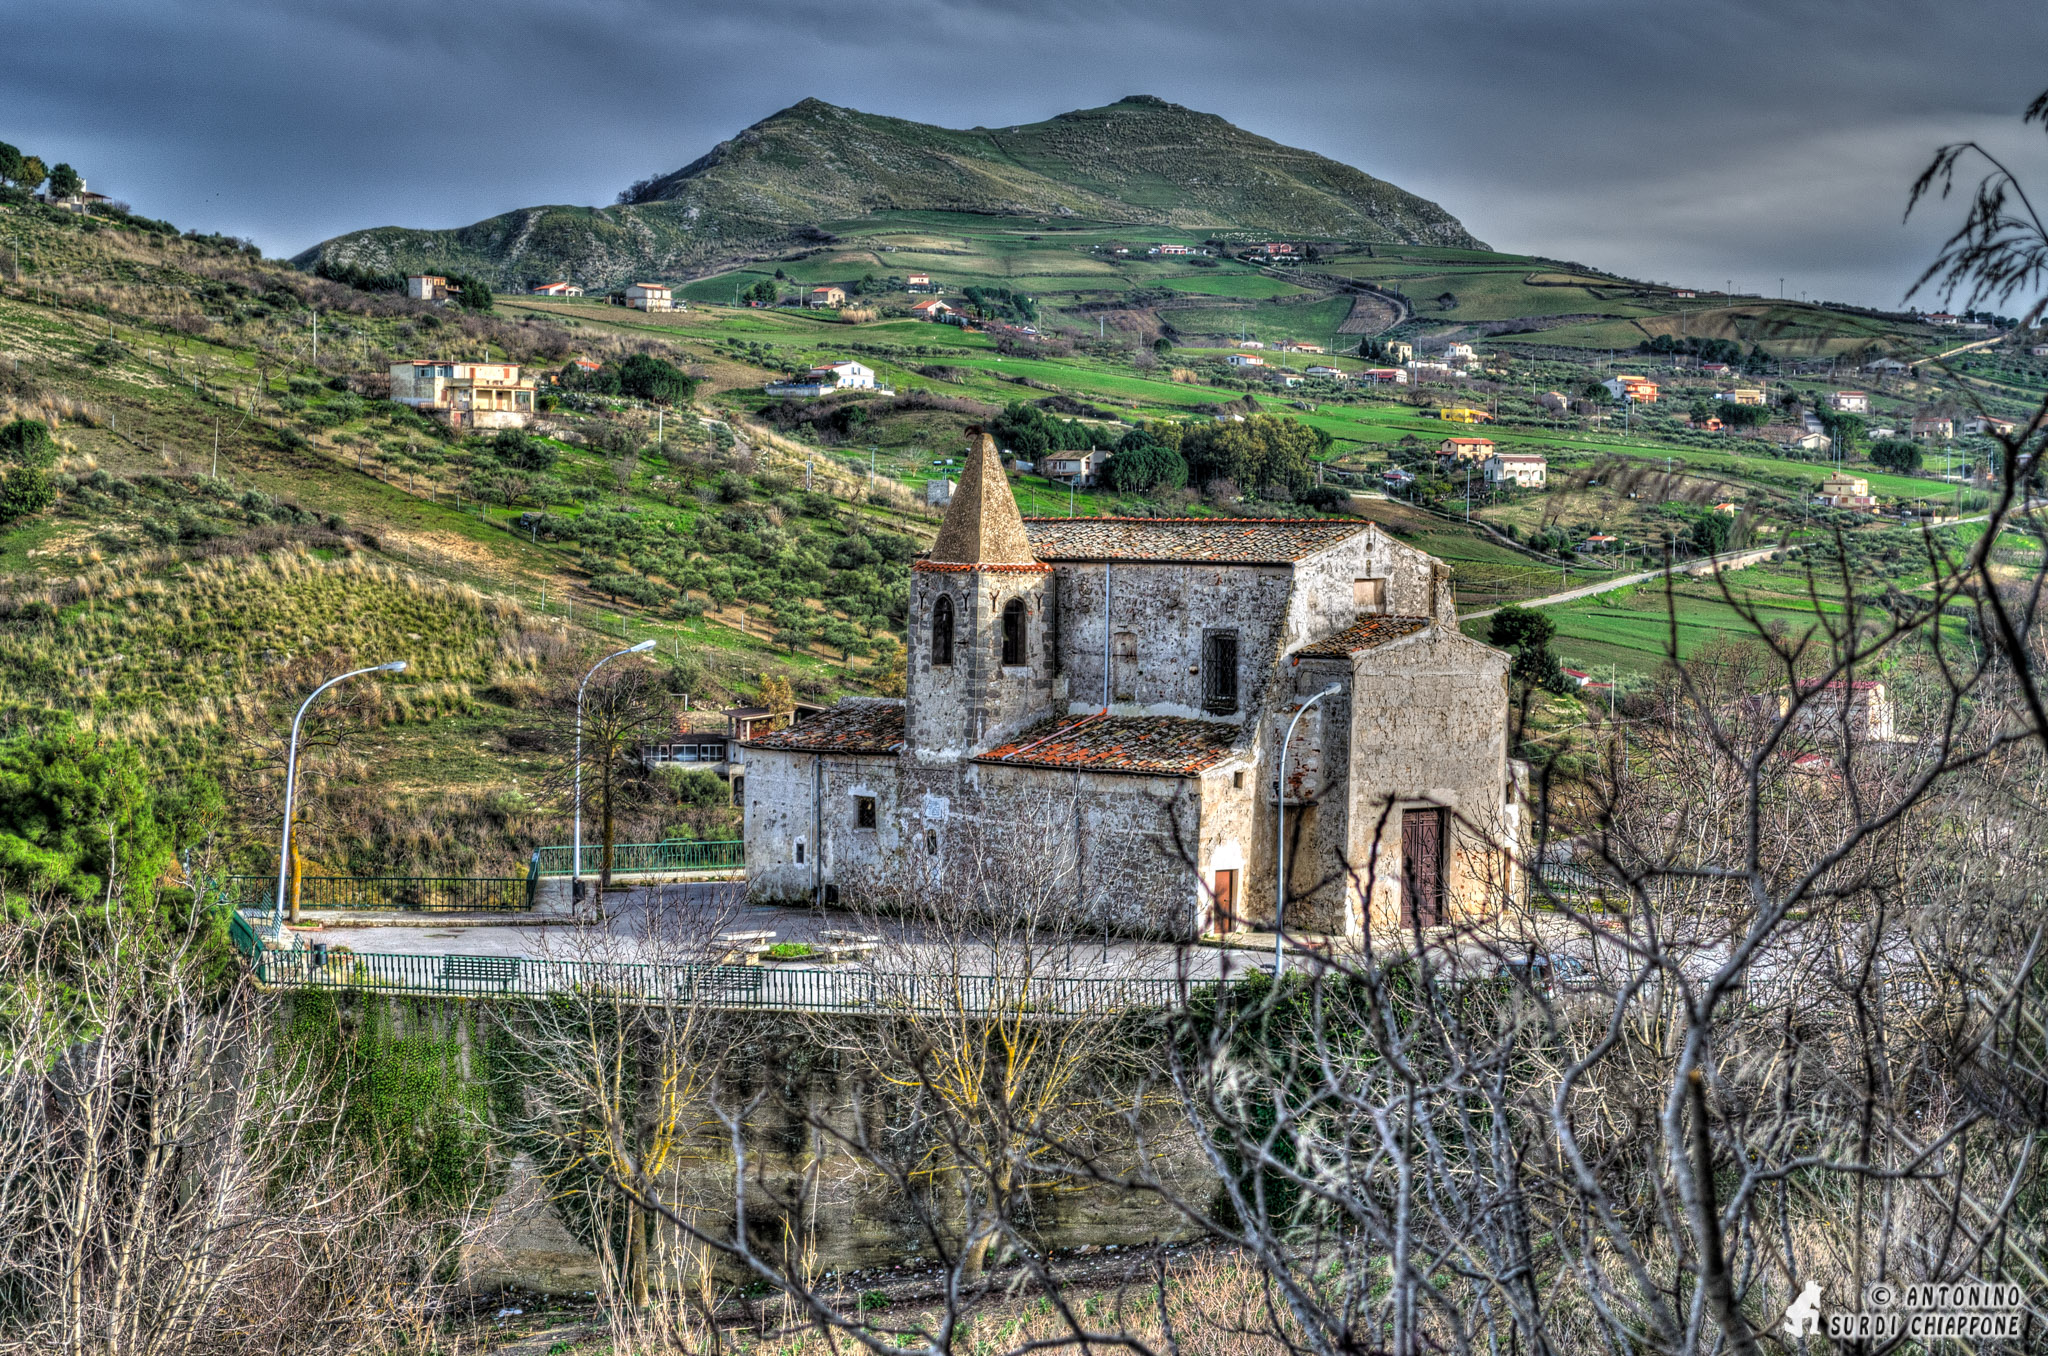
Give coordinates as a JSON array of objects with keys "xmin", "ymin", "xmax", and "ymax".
[{"xmin": 741, "ymin": 431, "xmax": 1523, "ymax": 940}]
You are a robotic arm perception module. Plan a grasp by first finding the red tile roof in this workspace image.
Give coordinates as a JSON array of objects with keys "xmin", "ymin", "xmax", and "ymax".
[
  {"xmin": 1022, "ymin": 517, "xmax": 1366, "ymax": 564},
  {"xmin": 974, "ymin": 714, "xmax": 1243, "ymax": 777},
  {"xmin": 1297, "ymin": 615, "xmax": 1433, "ymax": 656},
  {"xmin": 742, "ymin": 700, "xmax": 905, "ymax": 756}
]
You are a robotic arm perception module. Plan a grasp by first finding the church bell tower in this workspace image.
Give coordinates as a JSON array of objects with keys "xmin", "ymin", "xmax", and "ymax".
[{"xmin": 905, "ymin": 429, "xmax": 1055, "ymax": 763}]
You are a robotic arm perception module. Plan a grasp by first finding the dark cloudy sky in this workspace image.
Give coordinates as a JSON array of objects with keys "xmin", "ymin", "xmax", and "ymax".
[{"xmin": 8, "ymin": 0, "xmax": 2046, "ymax": 311}]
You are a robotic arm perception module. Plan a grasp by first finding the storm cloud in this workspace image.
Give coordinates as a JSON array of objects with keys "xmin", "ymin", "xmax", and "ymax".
[{"xmin": 6, "ymin": 0, "xmax": 2045, "ymax": 310}]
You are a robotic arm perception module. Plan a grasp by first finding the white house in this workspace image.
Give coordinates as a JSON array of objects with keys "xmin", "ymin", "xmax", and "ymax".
[
  {"xmin": 1482, "ymin": 453, "xmax": 1547, "ymax": 488},
  {"xmin": 909, "ymin": 297, "xmax": 953, "ymax": 320},
  {"xmin": 1226, "ymin": 353, "xmax": 1267, "ymax": 368},
  {"xmin": 1828, "ymin": 390, "xmax": 1870, "ymax": 413},
  {"xmin": 530, "ymin": 281, "xmax": 583, "ymax": 297},
  {"xmin": 1305, "ymin": 366, "xmax": 1346, "ymax": 378},
  {"xmin": 624, "ymin": 283, "xmax": 674, "ymax": 312},
  {"xmin": 406, "ymin": 275, "xmax": 451, "ymax": 303},
  {"xmin": 1270, "ymin": 373, "xmax": 1304, "ymax": 388},
  {"xmin": 1042, "ymin": 448, "xmax": 1111, "ymax": 487},
  {"xmin": 1443, "ymin": 342, "xmax": 1477, "ymax": 362},
  {"xmin": 763, "ymin": 360, "xmax": 878, "ymax": 397},
  {"xmin": 1361, "ymin": 368, "xmax": 1409, "ymax": 385}
]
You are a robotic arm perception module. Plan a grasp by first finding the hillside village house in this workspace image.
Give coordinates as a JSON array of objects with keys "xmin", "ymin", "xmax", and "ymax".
[
  {"xmin": 530, "ymin": 281, "xmax": 583, "ymax": 297},
  {"xmin": 1041, "ymin": 448, "xmax": 1110, "ymax": 487},
  {"xmin": 739, "ymin": 430, "xmax": 1524, "ymax": 939},
  {"xmin": 1407, "ymin": 361, "xmax": 1459, "ymax": 383},
  {"xmin": 1927, "ymin": 312, "xmax": 1959, "ymax": 326},
  {"xmin": 1771, "ymin": 427, "xmax": 1831, "ymax": 455},
  {"xmin": 1438, "ymin": 407, "xmax": 1493, "ymax": 424},
  {"xmin": 1226, "ymin": 353, "xmax": 1267, "ymax": 368},
  {"xmin": 1718, "ymin": 388, "xmax": 1767, "ymax": 406},
  {"xmin": 763, "ymin": 360, "xmax": 878, "ymax": 397},
  {"xmin": 1276, "ymin": 341, "xmax": 1324, "ymax": 354},
  {"xmin": 1963, "ymin": 414, "xmax": 2017, "ymax": 436},
  {"xmin": 906, "ymin": 273, "xmax": 935, "ymax": 291},
  {"xmin": 1439, "ymin": 436, "xmax": 1495, "ymax": 460},
  {"xmin": 406, "ymin": 274, "xmax": 452, "ymax": 303},
  {"xmin": 1538, "ymin": 390, "xmax": 1570, "ymax": 413},
  {"xmin": 1237, "ymin": 340, "xmax": 1266, "ymax": 349},
  {"xmin": 388, "ymin": 360, "xmax": 536, "ymax": 430},
  {"xmin": 1155, "ymin": 244, "xmax": 1193, "ymax": 256},
  {"xmin": 2032, "ymin": 344, "xmax": 2048, "ymax": 357},
  {"xmin": 1817, "ymin": 472, "xmax": 1875, "ymax": 508},
  {"xmin": 1483, "ymin": 453, "xmax": 1547, "ymax": 488},
  {"xmin": 1305, "ymin": 366, "xmax": 1346, "ymax": 378},
  {"xmin": 1269, "ymin": 373, "xmax": 1304, "ymax": 389},
  {"xmin": 1911, "ymin": 414, "xmax": 1955, "ymax": 440},
  {"xmin": 1864, "ymin": 358, "xmax": 1913, "ymax": 375},
  {"xmin": 909, "ymin": 297, "xmax": 952, "ymax": 320},
  {"xmin": 1362, "ymin": 368, "xmax": 1409, "ymax": 385},
  {"xmin": 809, "ymin": 286, "xmax": 848, "ymax": 308},
  {"xmin": 1602, "ymin": 374, "xmax": 1660, "ymax": 403},
  {"xmin": 1782, "ymin": 680, "xmax": 1896, "ymax": 744},
  {"xmin": 1384, "ymin": 341, "xmax": 1413, "ymax": 363},
  {"xmin": 1829, "ymin": 390, "xmax": 1870, "ymax": 413},
  {"xmin": 1443, "ymin": 343, "xmax": 1477, "ymax": 362},
  {"xmin": 1699, "ymin": 362, "xmax": 1731, "ymax": 376},
  {"xmin": 624, "ymin": 283, "xmax": 674, "ymax": 312}
]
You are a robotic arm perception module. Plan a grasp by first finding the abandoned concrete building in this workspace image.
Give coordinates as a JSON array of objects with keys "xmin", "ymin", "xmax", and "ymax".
[{"xmin": 741, "ymin": 431, "xmax": 1523, "ymax": 939}]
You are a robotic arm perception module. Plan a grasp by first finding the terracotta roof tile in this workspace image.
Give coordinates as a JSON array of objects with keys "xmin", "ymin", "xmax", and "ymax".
[
  {"xmin": 1297, "ymin": 615, "xmax": 1433, "ymax": 656},
  {"xmin": 1022, "ymin": 517, "xmax": 1366, "ymax": 564},
  {"xmin": 743, "ymin": 700, "xmax": 905, "ymax": 756},
  {"xmin": 974, "ymin": 713, "xmax": 1243, "ymax": 777}
]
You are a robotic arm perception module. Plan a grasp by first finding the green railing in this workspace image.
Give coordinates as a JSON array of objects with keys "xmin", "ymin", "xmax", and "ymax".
[
  {"xmin": 223, "ymin": 914, "xmax": 1184, "ymax": 1016},
  {"xmin": 532, "ymin": 840, "xmax": 744, "ymax": 877},
  {"xmin": 222, "ymin": 874, "xmax": 534, "ymax": 913}
]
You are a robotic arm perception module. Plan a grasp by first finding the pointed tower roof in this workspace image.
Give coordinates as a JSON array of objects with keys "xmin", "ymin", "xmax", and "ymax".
[{"xmin": 927, "ymin": 429, "xmax": 1037, "ymax": 566}]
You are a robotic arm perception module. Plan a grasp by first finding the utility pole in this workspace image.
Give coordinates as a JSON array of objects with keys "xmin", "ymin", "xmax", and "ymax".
[{"xmin": 212, "ymin": 418, "xmax": 218, "ymax": 478}]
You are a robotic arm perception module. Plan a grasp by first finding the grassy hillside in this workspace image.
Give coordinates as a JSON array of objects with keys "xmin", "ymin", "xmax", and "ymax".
[{"xmin": 295, "ymin": 96, "xmax": 1481, "ymax": 290}]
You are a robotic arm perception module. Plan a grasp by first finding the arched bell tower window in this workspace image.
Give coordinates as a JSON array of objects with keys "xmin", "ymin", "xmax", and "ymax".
[
  {"xmin": 930, "ymin": 594, "xmax": 955, "ymax": 668},
  {"xmin": 1000, "ymin": 598, "xmax": 1027, "ymax": 667}
]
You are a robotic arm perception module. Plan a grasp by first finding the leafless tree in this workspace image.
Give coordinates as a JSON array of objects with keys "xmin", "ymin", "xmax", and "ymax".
[{"xmin": 0, "ymin": 914, "xmax": 487, "ymax": 1355}]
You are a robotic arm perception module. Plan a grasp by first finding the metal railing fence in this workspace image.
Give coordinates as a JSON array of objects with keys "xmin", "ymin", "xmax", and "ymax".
[
  {"xmin": 531, "ymin": 841, "xmax": 744, "ymax": 876},
  {"xmin": 220, "ymin": 874, "xmax": 534, "ymax": 913},
  {"xmin": 222, "ymin": 911, "xmax": 1182, "ymax": 1015}
]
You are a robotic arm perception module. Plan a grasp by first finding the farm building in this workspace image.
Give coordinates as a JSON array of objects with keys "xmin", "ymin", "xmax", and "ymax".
[
  {"xmin": 740, "ymin": 429, "xmax": 1524, "ymax": 940},
  {"xmin": 909, "ymin": 298, "xmax": 953, "ymax": 320},
  {"xmin": 406, "ymin": 275, "xmax": 451, "ymax": 302},
  {"xmin": 1439, "ymin": 436, "xmax": 1496, "ymax": 460},
  {"xmin": 624, "ymin": 283, "xmax": 674, "ymax": 311},
  {"xmin": 1437, "ymin": 407, "xmax": 1493, "ymax": 424},
  {"xmin": 530, "ymin": 281, "xmax": 583, "ymax": 297},
  {"xmin": 1817, "ymin": 473, "xmax": 1874, "ymax": 508},
  {"xmin": 808, "ymin": 286, "xmax": 848, "ymax": 308},
  {"xmin": 764, "ymin": 360, "xmax": 877, "ymax": 397},
  {"xmin": 1226, "ymin": 353, "xmax": 1267, "ymax": 368}
]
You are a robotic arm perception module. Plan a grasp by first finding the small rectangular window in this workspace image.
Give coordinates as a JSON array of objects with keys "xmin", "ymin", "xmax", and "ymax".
[
  {"xmin": 795, "ymin": 840, "xmax": 806, "ymax": 865},
  {"xmin": 854, "ymin": 795, "xmax": 877, "ymax": 829},
  {"xmin": 1202, "ymin": 631, "xmax": 1240, "ymax": 715},
  {"xmin": 1353, "ymin": 578, "xmax": 1386, "ymax": 614}
]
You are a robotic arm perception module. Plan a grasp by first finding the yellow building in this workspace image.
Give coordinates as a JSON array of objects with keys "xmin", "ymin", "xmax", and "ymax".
[{"xmin": 1438, "ymin": 407, "xmax": 1494, "ymax": 424}]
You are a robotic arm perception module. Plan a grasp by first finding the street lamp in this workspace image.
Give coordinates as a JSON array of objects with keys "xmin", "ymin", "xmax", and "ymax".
[
  {"xmin": 573, "ymin": 639, "xmax": 659, "ymax": 904},
  {"xmin": 1274, "ymin": 682, "xmax": 1344, "ymax": 978},
  {"xmin": 273, "ymin": 661, "xmax": 407, "ymax": 933}
]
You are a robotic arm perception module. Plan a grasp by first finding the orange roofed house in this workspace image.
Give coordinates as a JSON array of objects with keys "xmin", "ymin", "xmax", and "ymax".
[{"xmin": 739, "ymin": 429, "xmax": 1525, "ymax": 940}]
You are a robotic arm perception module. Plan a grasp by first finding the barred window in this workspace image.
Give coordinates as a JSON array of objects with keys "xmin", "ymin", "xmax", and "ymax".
[{"xmin": 1202, "ymin": 631, "xmax": 1240, "ymax": 714}]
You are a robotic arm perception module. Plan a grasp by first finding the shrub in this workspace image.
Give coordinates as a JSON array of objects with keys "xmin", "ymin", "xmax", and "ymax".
[{"xmin": 0, "ymin": 417, "xmax": 57, "ymax": 468}]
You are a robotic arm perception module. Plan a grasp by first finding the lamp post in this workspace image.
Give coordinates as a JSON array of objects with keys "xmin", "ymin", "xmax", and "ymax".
[
  {"xmin": 573, "ymin": 639, "xmax": 658, "ymax": 904},
  {"xmin": 273, "ymin": 661, "xmax": 407, "ymax": 933},
  {"xmin": 1274, "ymin": 682, "xmax": 1344, "ymax": 977}
]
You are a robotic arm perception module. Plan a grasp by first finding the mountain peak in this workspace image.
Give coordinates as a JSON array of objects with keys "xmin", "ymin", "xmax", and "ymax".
[{"xmin": 299, "ymin": 96, "xmax": 1482, "ymax": 287}]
